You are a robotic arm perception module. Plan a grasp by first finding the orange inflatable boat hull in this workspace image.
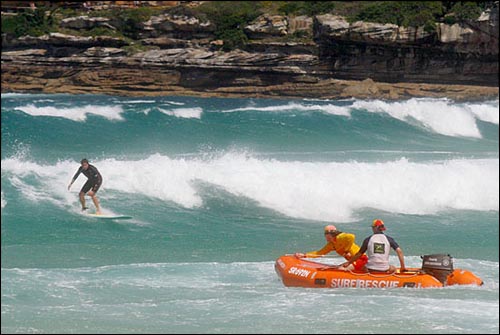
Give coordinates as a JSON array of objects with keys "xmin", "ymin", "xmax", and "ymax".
[{"xmin": 275, "ymin": 255, "xmax": 483, "ymax": 289}]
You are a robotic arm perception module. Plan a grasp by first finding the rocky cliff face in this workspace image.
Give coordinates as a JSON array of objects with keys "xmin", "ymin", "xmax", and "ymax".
[
  {"xmin": 314, "ymin": 10, "xmax": 498, "ymax": 86},
  {"xmin": 1, "ymin": 4, "xmax": 498, "ymax": 100}
]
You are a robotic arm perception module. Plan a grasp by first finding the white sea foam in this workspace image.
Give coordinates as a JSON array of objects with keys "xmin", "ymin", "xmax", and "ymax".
[
  {"xmin": 353, "ymin": 98, "xmax": 498, "ymax": 137},
  {"xmin": 141, "ymin": 108, "xmax": 152, "ymax": 115},
  {"xmin": 2, "ymin": 259, "xmax": 497, "ymax": 334},
  {"xmin": 164, "ymin": 101, "xmax": 186, "ymax": 106},
  {"xmin": 2, "ymin": 153, "xmax": 498, "ymax": 222},
  {"xmin": 223, "ymin": 102, "xmax": 352, "ymax": 116},
  {"xmin": 1, "ymin": 191, "xmax": 6, "ymax": 208},
  {"xmin": 1, "ymin": 93, "xmax": 46, "ymax": 97},
  {"xmin": 13, "ymin": 104, "xmax": 125, "ymax": 121},
  {"xmin": 465, "ymin": 100, "xmax": 499, "ymax": 124},
  {"xmin": 33, "ymin": 99, "xmax": 55, "ymax": 103},
  {"xmin": 351, "ymin": 98, "xmax": 485, "ymax": 138},
  {"xmin": 122, "ymin": 100, "xmax": 157, "ymax": 104},
  {"xmin": 6, "ymin": 98, "xmax": 497, "ymax": 138},
  {"xmin": 1, "ymin": 159, "xmax": 77, "ymax": 209},
  {"xmin": 157, "ymin": 107, "xmax": 203, "ymax": 119},
  {"xmin": 221, "ymin": 98, "xmax": 499, "ymax": 138}
]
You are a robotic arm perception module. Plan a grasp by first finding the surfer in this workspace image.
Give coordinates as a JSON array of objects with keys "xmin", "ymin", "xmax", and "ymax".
[
  {"xmin": 295, "ymin": 225, "xmax": 368, "ymax": 271},
  {"xmin": 68, "ymin": 158, "xmax": 102, "ymax": 214}
]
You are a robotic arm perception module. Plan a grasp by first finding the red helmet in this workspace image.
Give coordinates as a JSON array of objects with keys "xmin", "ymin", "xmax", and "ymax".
[{"xmin": 372, "ymin": 219, "xmax": 386, "ymax": 231}]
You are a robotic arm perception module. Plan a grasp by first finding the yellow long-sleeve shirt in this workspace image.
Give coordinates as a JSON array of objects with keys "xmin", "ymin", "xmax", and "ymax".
[{"xmin": 305, "ymin": 233, "xmax": 361, "ymax": 260}]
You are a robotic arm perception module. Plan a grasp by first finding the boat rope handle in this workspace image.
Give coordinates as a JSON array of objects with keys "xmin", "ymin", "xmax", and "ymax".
[{"xmin": 344, "ymin": 269, "xmax": 421, "ymax": 278}]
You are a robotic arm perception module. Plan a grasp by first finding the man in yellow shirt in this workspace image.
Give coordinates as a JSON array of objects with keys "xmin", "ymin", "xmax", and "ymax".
[{"xmin": 295, "ymin": 225, "xmax": 368, "ymax": 271}]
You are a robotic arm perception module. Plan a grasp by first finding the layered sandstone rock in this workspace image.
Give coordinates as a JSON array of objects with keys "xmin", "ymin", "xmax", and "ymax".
[{"xmin": 2, "ymin": 5, "xmax": 498, "ymax": 100}]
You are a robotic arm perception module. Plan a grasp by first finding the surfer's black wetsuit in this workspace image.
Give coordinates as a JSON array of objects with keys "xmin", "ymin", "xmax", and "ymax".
[{"xmin": 72, "ymin": 164, "xmax": 102, "ymax": 193}]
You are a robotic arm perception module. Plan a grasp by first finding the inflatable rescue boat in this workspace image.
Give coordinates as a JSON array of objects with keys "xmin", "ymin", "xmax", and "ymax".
[{"xmin": 275, "ymin": 254, "xmax": 483, "ymax": 288}]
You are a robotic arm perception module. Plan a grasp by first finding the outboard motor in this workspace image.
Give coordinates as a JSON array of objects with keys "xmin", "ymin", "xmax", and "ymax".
[{"xmin": 421, "ymin": 254, "xmax": 453, "ymax": 285}]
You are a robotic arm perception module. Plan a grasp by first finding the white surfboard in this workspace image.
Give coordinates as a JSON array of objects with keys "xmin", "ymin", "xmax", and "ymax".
[{"xmin": 86, "ymin": 213, "xmax": 132, "ymax": 220}]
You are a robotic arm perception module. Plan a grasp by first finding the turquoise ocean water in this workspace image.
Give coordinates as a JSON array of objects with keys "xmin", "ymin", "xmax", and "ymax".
[{"xmin": 1, "ymin": 93, "xmax": 498, "ymax": 334}]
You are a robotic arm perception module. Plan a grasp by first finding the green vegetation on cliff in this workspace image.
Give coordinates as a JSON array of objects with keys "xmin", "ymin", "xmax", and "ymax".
[
  {"xmin": 349, "ymin": 2, "xmax": 443, "ymax": 32},
  {"xmin": 1, "ymin": 1, "xmax": 493, "ymax": 48},
  {"xmin": 196, "ymin": 1, "xmax": 261, "ymax": 51},
  {"xmin": 2, "ymin": 7, "xmax": 58, "ymax": 37}
]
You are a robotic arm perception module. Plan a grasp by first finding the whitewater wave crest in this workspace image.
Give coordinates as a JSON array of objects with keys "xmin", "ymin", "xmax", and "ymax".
[{"xmin": 2, "ymin": 153, "xmax": 498, "ymax": 222}]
